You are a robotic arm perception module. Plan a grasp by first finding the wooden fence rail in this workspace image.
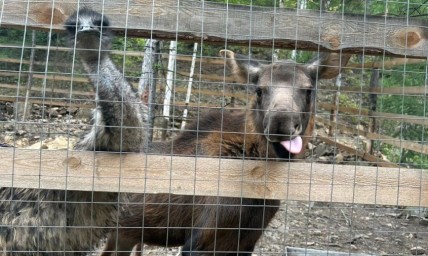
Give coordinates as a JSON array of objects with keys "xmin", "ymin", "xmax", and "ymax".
[
  {"xmin": 2, "ymin": 0, "xmax": 428, "ymax": 58},
  {"xmin": 0, "ymin": 147, "xmax": 427, "ymax": 207},
  {"xmin": 317, "ymin": 117, "xmax": 428, "ymax": 155}
]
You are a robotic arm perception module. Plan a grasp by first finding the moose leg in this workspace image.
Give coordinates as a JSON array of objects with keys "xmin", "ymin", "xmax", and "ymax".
[
  {"xmin": 181, "ymin": 198, "xmax": 278, "ymax": 256},
  {"xmin": 101, "ymin": 230, "xmax": 139, "ymax": 256}
]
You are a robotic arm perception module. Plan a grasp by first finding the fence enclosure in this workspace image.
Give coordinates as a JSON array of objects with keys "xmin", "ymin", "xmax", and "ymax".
[{"xmin": 1, "ymin": 1, "xmax": 428, "ymax": 255}]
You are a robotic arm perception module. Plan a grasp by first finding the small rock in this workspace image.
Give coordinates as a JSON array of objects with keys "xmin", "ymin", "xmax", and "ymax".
[
  {"xmin": 406, "ymin": 233, "xmax": 417, "ymax": 239},
  {"xmin": 49, "ymin": 109, "xmax": 59, "ymax": 118},
  {"xmin": 419, "ymin": 218, "xmax": 428, "ymax": 226},
  {"xmin": 334, "ymin": 153, "xmax": 344, "ymax": 163},
  {"xmin": 4, "ymin": 123, "xmax": 14, "ymax": 131},
  {"xmin": 16, "ymin": 130, "xmax": 26, "ymax": 136},
  {"xmin": 329, "ymin": 235, "xmax": 339, "ymax": 243},
  {"xmin": 318, "ymin": 156, "xmax": 329, "ymax": 162},
  {"xmin": 312, "ymin": 230, "xmax": 322, "ymax": 236},
  {"xmin": 314, "ymin": 143, "xmax": 327, "ymax": 156},
  {"xmin": 59, "ymin": 108, "xmax": 68, "ymax": 115},
  {"xmin": 356, "ymin": 124, "xmax": 365, "ymax": 131},
  {"xmin": 67, "ymin": 107, "xmax": 79, "ymax": 115},
  {"xmin": 5, "ymin": 102, "xmax": 14, "ymax": 115},
  {"xmin": 410, "ymin": 246, "xmax": 426, "ymax": 255}
]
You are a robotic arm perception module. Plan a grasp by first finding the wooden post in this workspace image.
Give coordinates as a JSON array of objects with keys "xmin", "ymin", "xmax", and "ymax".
[
  {"xmin": 139, "ymin": 39, "xmax": 160, "ymax": 143},
  {"xmin": 328, "ymin": 73, "xmax": 341, "ymax": 136},
  {"xmin": 180, "ymin": 43, "xmax": 198, "ymax": 130},
  {"xmin": 367, "ymin": 68, "xmax": 379, "ymax": 154},
  {"xmin": 162, "ymin": 41, "xmax": 177, "ymax": 141},
  {"xmin": 21, "ymin": 30, "xmax": 36, "ymax": 121}
]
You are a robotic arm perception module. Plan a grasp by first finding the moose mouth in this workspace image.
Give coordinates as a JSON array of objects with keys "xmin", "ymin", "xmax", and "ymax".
[
  {"xmin": 267, "ymin": 135, "xmax": 303, "ymax": 158},
  {"xmin": 280, "ymin": 136, "xmax": 303, "ymax": 154}
]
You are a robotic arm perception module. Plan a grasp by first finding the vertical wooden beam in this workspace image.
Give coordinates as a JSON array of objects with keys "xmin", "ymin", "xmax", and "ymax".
[
  {"xmin": 21, "ymin": 31, "xmax": 37, "ymax": 120},
  {"xmin": 367, "ymin": 68, "xmax": 379, "ymax": 154},
  {"xmin": 139, "ymin": 39, "xmax": 161, "ymax": 143},
  {"xmin": 328, "ymin": 74, "xmax": 341, "ymax": 136},
  {"xmin": 181, "ymin": 43, "xmax": 198, "ymax": 130}
]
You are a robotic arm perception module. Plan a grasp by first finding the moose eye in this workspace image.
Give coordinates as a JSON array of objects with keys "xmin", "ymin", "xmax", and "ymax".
[{"xmin": 255, "ymin": 87, "xmax": 262, "ymax": 97}]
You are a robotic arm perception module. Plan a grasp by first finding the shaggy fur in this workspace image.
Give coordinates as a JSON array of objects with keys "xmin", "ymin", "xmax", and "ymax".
[
  {"xmin": 0, "ymin": 8, "xmax": 147, "ymax": 255},
  {"xmin": 100, "ymin": 50, "xmax": 350, "ymax": 255}
]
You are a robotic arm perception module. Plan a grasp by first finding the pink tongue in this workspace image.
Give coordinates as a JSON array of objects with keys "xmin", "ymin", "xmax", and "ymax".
[{"xmin": 280, "ymin": 136, "xmax": 303, "ymax": 154}]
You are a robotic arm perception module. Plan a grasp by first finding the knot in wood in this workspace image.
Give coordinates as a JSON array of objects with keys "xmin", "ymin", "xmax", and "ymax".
[
  {"xmin": 393, "ymin": 28, "xmax": 423, "ymax": 49},
  {"xmin": 31, "ymin": 5, "xmax": 66, "ymax": 25},
  {"xmin": 322, "ymin": 25, "xmax": 342, "ymax": 49},
  {"xmin": 63, "ymin": 156, "xmax": 81, "ymax": 169},
  {"xmin": 250, "ymin": 166, "xmax": 265, "ymax": 179}
]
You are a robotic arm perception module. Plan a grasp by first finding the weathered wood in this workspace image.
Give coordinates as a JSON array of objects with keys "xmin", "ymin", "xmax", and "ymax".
[
  {"xmin": 347, "ymin": 58, "xmax": 427, "ymax": 69},
  {"xmin": 0, "ymin": 148, "xmax": 426, "ymax": 207},
  {"xmin": 367, "ymin": 69, "xmax": 379, "ymax": 154},
  {"xmin": 319, "ymin": 103, "xmax": 428, "ymax": 126},
  {"xmin": 22, "ymin": 30, "xmax": 37, "ymax": 121},
  {"xmin": 317, "ymin": 117, "xmax": 428, "ymax": 155},
  {"xmin": 176, "ymin": 71, "xmax": 235, "ymax": 83},
  {"xmin": 0, "ymin": 83, "xmax": 93, "ymax": 96},
  {"xmin": 328, "ymin": 74, "xmax": 341, "ymax": 136},
  {"xmin": 0, "ymin": 96, "xmax": 93, "ymax": 108},
  {"xmin": 181, "ymin": 42, "xmax": 198, "ymax": 130},
  {"xmin": 317, "ymin": 136, "xmax": 398, "ymax": 168},
  {"xmin": 319, "ymin": 84, "xmax": 428, "ymax": 96},
  {"xmin": 1, "ymin": 0, "xmax": 428, "ymax": 58},
  {"xmin": 0, "ymin": 71, "xmax": 88, "ymax": 83}
]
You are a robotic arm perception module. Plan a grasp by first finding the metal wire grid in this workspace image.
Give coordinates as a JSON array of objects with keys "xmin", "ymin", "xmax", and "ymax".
[{"xmin": 0, "ymin": 0, "xmax": 428, "ymax": 255}]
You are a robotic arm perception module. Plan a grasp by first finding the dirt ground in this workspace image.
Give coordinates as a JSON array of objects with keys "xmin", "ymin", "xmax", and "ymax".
[{"xmin": 1, "ymin": 101, "xmax": 428, "ymax": 256}]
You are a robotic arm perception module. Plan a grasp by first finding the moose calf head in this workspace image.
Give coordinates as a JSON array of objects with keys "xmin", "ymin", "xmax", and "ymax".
[{"xmin": 220, "ymin": 50, "xmax": 349, "ymax": 158}]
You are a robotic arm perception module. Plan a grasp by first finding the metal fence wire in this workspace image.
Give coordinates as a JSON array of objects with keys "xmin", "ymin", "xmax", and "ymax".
[{"xmin": 1, "ymin": 1, "xmax": 428, "ymax": 255}]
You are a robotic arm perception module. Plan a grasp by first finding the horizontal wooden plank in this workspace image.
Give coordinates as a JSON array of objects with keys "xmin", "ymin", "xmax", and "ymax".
[
  {"xmin": 0, "ymin": 83, "xmax": 93, "ymax": 96},
  {"xmin": 319, "ymin": 103, "xmax": 428, "ymax": 126},
  {"xmin": 317, "ymin": 117, "xmax": 428, "ymax": 154},
  {"xmin": 0, "ymin": 148, "xmax": 427, "ymax": 207},
  {"xmin": 318, "ymin": 85, "xmax": 428, "ymax": 96},
  {"xmin": 347, "ymin": 58, "xmax": 427, "ymax": 69},
  {"xmin": 0, "ymin": 71, "xmax": 88, "ymax": 83},
  {"xmin": 0, "ymin": 96, "xmax": 93, "ymax": 108},
  {"xmin": 1, "ymin": 0, "xmax": 428, "ymax": 58}
]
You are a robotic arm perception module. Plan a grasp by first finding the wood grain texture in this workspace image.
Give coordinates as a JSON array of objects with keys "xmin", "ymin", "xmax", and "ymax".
[
  {"xmin": 0, "ymin": 148, "xmax": 427, "ymax": 207},
  {"xmin": 1, "ymin": 0, "xmax": 428, "ymax": 57}
]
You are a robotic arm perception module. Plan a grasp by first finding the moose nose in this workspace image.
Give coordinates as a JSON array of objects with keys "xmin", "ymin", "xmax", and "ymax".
[{"xmin": 264, "ymin": 111, "xmax": 302, "ymax": 141}]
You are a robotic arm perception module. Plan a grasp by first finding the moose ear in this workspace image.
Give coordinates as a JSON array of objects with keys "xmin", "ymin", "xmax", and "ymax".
[
  {"xmin": 219, "ymin": 50, "xmax": 262, "ymax": 84},
  {"xmin": 306, "ymin": 52, "xmax": 351, "ymax": 80}
]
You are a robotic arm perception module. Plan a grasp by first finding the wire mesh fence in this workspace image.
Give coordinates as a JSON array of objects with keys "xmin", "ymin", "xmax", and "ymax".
[{"xmin": 1, "ymin": 0, "xmax": 428, "ymax": 255}]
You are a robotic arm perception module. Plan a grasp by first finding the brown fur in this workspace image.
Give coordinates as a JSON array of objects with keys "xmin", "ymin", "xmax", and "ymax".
[{"xmin": 101, "ymin": 51, "xmax": 349, "ymax": 255}]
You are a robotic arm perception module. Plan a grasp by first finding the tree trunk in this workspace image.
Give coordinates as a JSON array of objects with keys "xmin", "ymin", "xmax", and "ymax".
[
  {"xmin": 162, "ymin": 41, "xmax": 177, "ymax": 140},
  {"xmin": 181, "ymin": 43, "xmax": 198, "ymax": 130},
  {"xmin": 139, "ymin": 39, "xmax": 160, "ymax": 143}
]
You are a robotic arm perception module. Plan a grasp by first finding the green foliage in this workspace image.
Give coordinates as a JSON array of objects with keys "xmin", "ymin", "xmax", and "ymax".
[
  {"xmin": 208, "ymin": 0, "xmax": 281, "ymax": 7},
  {"xmin": 377, "ymin": 62, "xmax": 428, "ymax": 168}
]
